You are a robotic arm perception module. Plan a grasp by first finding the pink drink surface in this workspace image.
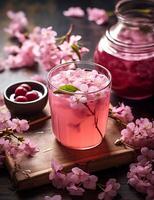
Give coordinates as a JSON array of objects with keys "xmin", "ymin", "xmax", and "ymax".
[
  {"xmin": 94, "ymin": 49, "xmax": 154, "ymax": 99},
  {"xmin": 48, "ymin": 69, "xmax": 110, "ymax": 149}
]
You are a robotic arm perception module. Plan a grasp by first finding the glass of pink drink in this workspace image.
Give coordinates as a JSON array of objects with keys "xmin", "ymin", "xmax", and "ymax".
[{"xmin": 47, "ymin": 61, "xmax": 111, "ymax": 150}]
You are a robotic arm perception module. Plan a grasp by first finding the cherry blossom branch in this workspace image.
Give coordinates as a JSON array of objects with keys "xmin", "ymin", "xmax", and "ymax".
[{"xmin": 84, "ymin": 103, "xmax": 103, "ymax": 139}]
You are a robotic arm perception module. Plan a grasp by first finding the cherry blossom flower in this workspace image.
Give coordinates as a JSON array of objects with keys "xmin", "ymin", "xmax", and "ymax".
[
  {"xmin": 4, "ymin": 45, "xmax": 20, "ymax": 54},
  {"xmin": 44, "ymin": 195, "xmax": 62, "ymax": 200},
  {"xmin": 20, "ymin": 139, "xmax": 39, "ymax": 157},
  {"xmin": 66, "ymin": 168, "xmax": 88, "ymax": 185},
  {"xmin": 63, "ymin": 7, "xmax": 85, "ymax": 18},
  {"xmin": 87, "ymin": 8, "xmax": 108, "ymax": 25},
  {"xmin": 98, "ymin": 179, "xmax": 120, "ymax": 200},
  {"xmin": 127, "ymin": 148, "xmax": 154, "ymax": 199},
  {"xmin": 83, "ymin": 175, "xmax": 98, "ymax": 190},
  {"xmin": 6, "ymin": 40, "xmax": 36, "ymax": 69},
  {"xmin": 66, "ymin": 184, "xmax": 85, "ymax": 196},
  {"xmin": 4, "ymin": 10, "xmax": 28, "ymax": 37},
  {"xmin": 121, "ymin": 118, "xmax": 154, "ymax": 148},
  {"xmin": 111, "ymin": 103, "xmax": 134, "ymax": 123},
  {"xmin": 7, "ymin": 118, "xmax": 29, "ymax": 133},
  {"xmin": 49, "ymin": 160, "xmax": 67, "ymax": 189},
  {"xmin": 0, "ymin": 109, "xmax": 11, "ymax": 130},
  {"xmin": 58, "ymin": 35, "xmax": 89, "ymax": 64}
]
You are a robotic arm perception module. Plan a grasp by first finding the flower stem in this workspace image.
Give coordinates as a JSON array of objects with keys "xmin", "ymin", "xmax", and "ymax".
[{"xmin": 84, "ymin": 103, "xmax": 103, "ymax": 139}]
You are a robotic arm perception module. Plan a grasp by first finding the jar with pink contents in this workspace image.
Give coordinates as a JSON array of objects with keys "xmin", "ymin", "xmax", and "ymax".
[{"xmin": 94, "ymin": 0, "xmax": 154, "ymax": 100}]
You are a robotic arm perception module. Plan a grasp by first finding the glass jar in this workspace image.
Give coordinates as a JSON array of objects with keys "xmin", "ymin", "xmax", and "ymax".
[
  {"xmin": 47, "ymin": 61, "xmax": 111, "ymax": 150},
  {"xmin": 94, "ymin": 0, "xmax": 154, "ymax": 100}
]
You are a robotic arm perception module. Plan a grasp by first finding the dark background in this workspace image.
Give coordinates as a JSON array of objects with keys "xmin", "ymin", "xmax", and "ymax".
[{"xmin": 0, "ymin": 0, "xmax": 153, "ymax": 200}]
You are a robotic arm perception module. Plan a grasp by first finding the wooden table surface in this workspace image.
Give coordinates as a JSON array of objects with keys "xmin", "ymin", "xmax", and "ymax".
[{"xmin": 0, "ymin": 0, "xmax": 153, "ymax": 200}]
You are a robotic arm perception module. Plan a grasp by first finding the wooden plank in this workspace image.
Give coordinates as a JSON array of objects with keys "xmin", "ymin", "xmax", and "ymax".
[{"xmin": 5, "ymin": 116, "xmax": 135, "ymax": 190}]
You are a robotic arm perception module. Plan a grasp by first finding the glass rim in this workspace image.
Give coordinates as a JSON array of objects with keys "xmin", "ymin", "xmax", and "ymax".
[
  {"xmin": 47, "ymin": 61, "xmax": 112, "ymax": 95},
  {"xmin": 115, "ymin": 0, "xmax": 154, "ymax": 24}
]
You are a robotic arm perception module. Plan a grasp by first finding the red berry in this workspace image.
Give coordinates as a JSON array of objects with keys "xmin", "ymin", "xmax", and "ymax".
[
  {"xmin": 20, "ymin": 83, "xmax": 32, "ymax": 91},
  {"xmin": 15, "ymin": 96, "xmax": 28, "ymax": 102},
  {"xmin": 15, "ymin": 86, "xmax": 27, "ymax": 96},
  {"xmin": 26, "ymin": 90, "xmax": 39, "ymax": 101}
]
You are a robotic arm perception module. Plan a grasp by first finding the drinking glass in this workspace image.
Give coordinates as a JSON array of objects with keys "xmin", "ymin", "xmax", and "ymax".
[{"xmin": 47, "ymin": 61, "xmax": 111, "ymax": 150}]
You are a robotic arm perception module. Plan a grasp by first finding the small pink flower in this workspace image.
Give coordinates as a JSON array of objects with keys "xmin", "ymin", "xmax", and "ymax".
[
  {"xmin": 44, "ymin": 195, "xmax": 62, "ymax": 200},
  {"xmin": 112, "ymin": 103, "xmax": 134, "ymax": 123},
  {"xmin": 49, "ymin": 171, "xmax": 67, "ymax": 189},
  {"xmin": 7, "ymin": 118, "xmax": 29, "ymax": 133},
  {"xmin": 71, "ymin": 167, "xmax": 89, "ymax": 183},
  {"xmin": 83, "ymin": 175, "xmax": 98, "ymax": 190},
  {"xmin": 63, "ymin": 7, "xmax": 85, "ymax": 18},
  {"xmin": 4, "ymin": 10, "xmax": 28, "ymax": 37},
  {"xmin": 4, "ymin": 45, "xmax": 20, "ymax": 54},
  {"xmin": 51, "ymin": 159, "xmax": 63, "ymax": 172},
  {"xmin": 87, "ymin": 8, "xmax": 108, "ymax": 25},
  {"xmin": 98, "ymin": 179, "xmax": 120, "ymax": 200},
  {"xmin": 0, "ymin": 109, "xmax": 11, "ymax": 130},
  {"xmin": 66, "ymin": 184, "xmax": 85, "ymax": 196},
  {"xmin": 20, "ymin": 139, "xmax": 39, "ymax": 157}
]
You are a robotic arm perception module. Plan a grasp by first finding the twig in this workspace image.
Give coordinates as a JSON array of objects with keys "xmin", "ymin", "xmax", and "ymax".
[
  {"xmin": 29, "ymin": 115, "xmax": 51, "ymax": 126},
  {"xmin": 84, "ymin": 103, "xmax": 103, "ymax": 139}
]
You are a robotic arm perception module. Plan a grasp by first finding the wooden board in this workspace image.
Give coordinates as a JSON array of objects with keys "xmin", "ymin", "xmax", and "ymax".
[{"xmin": 5, "ymin": 107, "xmax": 135, "ymax": 190}]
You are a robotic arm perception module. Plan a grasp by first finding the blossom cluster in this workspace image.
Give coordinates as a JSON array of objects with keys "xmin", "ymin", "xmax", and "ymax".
[
  {"xmin": 110, "ymin": 103, "xmax": 154, "ymax": 200},
  {"xmin": 121, "ymin": 118, "xmax": 154, "ymax": 149},
  {"xmin": 51, "ymin": 68, "xmax": 110, "ymax": 106},
  {"xmin": 2, "ymin": 11, "xmax": 89, "ymax": 71},
  {"xmin": 63, "ymin": 7, "xmax": 109, "ymax": 25},
  {"xmin": 44, "ymin": 160, "xmax": 120, "ymax": 200},
  {"xmin": 0, "ymin": 105, "xmax": 38, "ymax": 164},
  {"xmin": 127, "ymin": 147, "xmax": 154, "ymax": 200}
]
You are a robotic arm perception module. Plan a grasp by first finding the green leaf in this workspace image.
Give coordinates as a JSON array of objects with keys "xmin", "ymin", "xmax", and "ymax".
[{"xmin": 54, "ymin": 84, "xmax": 80, "ymax": 94}]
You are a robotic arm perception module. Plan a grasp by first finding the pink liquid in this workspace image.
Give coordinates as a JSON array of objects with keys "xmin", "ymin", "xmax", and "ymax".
[
  {"xmin": 49, "ymin": 91, "xmax": 110, "ymax": 149},
  {"xmin": 94, "ymin": 46, "xmax": 154, "ymax": 100}
]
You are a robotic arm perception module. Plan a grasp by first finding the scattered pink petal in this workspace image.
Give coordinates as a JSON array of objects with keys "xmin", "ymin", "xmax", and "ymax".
[
  {"xmin": 127, "ymin": 147, "xmax": 154, "ymax": 199},
  {"xmin": 4, "ymin": 10, "xmax": 28, "ymax": 37},
  {"xmin": 83, "ymin": 175, "xmax": 98, "ymax": 190},
  {"xmin": 7, "ymin": 118, "xmax": 29, "ymax": 133},
  {"xmin": 121, "ymin": 118, "xmax": 154, "ymax": 148},
  {"xmin": 20, "ymin": 139, "xmax": 39, "ymax": 157},
  {"xmin": 51, "ymin": 159, "xmax": 63, "ymax": 172},
  {"xmin": 112, "ymin": 103, "xmax": 134, "ymax": 123},
  {"xmin": 4, "ymin": 45, "xmax": 20, "ymax": 54},
  {"xmin": 63, "ymin": 7, "xmax": 85, "ymax": 18},
  {"xmin": 98, "ymin": 179, "xmax": 120, "ymax": 200},
  {"xmin": 66, "ymin": 184, "xmax": 85, "ymax": 196},
  {"xmin": 87, "ymin": 8, "xmax": 108, "ymax": 25}
]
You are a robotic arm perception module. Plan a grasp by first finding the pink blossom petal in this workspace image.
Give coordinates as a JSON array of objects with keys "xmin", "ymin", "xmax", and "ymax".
[
  {"xmin": 7, "ymin": 118, "xmax": 29, "ymax": 133},
  {"xmin": 87, "ymin": 8, "xmax": 108, "ymax": 25},
  {"xmin": 63, "ymin": 7, "xmax": 85, "ymax": 18},
  {"xmin": 66, "ymin": 184, "xmax": 85, "ymax": 196}
]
